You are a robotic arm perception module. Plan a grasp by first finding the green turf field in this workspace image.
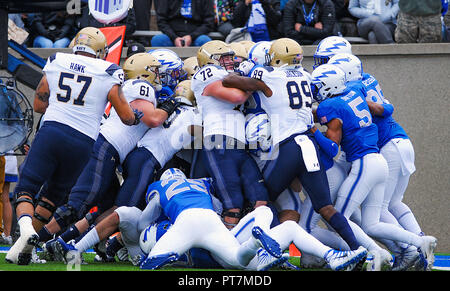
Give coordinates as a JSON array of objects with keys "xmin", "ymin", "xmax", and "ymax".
[{"xmin": 0, "ymin": 248, "xmax": 302, "ymax": 271}]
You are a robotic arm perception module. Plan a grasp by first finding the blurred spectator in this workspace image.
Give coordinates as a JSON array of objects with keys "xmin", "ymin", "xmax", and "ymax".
[
  {"xmin": 332, "ymin": 0, "xmax": 359, "ymax": 37},
  {"xmin": 333, "ymin": 0, "xmax": 354, "ymax": 19},
  {"xmin": 151, "ymin": 0, "xmax": 215, "ymax": 47},
  {"xmin": 31, "ymin": 11, "xmax": 76, "ymax": 48},
  {"xmin": 75, "ymin": 3, "xmax": 137, "ymax": 43},
  {"xmin": 348, "ymin": 0, "xmax": 399, "ymax": 44},
  {"xmin": 232, "ymin": 0, "xmax": 282, "ymax": 41},
  {"xmin": 215, "ymin": 0, "xmax": 240, "ymax": 37},
  {"xmin": 395, "ymin": 0, "xmax": 442, "ymax": 43},
  {"xmin": 133, "ymin": 0, "xmax": 153, "ymax": 46},
  {"xmin": 283, "ymin": 0, "xmax": 337, "ymax": 45}
]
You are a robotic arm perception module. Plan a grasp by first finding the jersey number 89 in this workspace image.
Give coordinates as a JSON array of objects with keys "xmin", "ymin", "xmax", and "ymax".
[{"xmin": 286, "ymin": 80, "xmax": 312, "ymax": 110}]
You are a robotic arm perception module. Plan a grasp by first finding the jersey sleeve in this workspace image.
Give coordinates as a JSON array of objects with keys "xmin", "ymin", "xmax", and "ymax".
[
  {"xmin": 191, "ymin": 65, "xmax": 228, "ymax": 95},
  {"xmin": 104, "ymin": 63, "xmax": 125, "ymax": 86},
  {"xmin": 316, "ymin": 99, "xmax": 341, "ymax": 125},
  {"xmin": 42, "ymin": 53, "xmax": 60, "ymax": 75}
]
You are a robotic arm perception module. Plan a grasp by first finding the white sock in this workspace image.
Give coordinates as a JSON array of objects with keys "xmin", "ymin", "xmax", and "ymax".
[
  {"xmin": 18, "ymin": 215, "xmax": 35, "ymax": 236},
  {"xmin": 75, "ymin": 228, "xmax": 100, "ymax": 253}
]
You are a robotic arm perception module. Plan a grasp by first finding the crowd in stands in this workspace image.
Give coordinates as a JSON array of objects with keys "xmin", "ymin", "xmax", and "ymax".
[{"xmin": 6, "ymin": 0, "xmax": 450, "ymax": 48}]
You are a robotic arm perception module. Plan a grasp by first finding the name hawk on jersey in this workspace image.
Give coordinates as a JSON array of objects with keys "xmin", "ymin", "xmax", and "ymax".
[{"xmin": 69, "ymin": 62, "xmax": 86, "ymax": 74}]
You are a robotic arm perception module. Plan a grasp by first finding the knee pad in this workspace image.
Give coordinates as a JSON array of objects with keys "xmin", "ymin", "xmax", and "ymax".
[
  {"xmin": 53, "ymin": 204, "xmax": 77, "ymax": 230},
  {"xmin": 34, "ymin": 198, "xmax": 57, "ymax": 224},
  {"xmin": 14, "ymin": 192, "xmax": 34, "ymax": 208},
  {"xmin": 221, "ymin": 209, "xmax": 241, "ymax": 228},
  {"xmin": 85, "ymin": 210, "xmax": 100, "ymax": 225}
]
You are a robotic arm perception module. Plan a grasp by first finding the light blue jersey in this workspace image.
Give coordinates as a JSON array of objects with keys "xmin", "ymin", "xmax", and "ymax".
[
  {"xmin": 316, "ymin": 87, "xmax": 379, "ymax": 162},
  {"xmin": 361, "ymin": 73, "xmax": 409, "ymax": 148},
  {"xmin": 145, "ymin": 178, "xmax": 215, "ymax": 222}
]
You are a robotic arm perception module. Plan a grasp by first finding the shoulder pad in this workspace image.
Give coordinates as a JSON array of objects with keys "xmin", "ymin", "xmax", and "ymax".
[{"xmin": 105, "ymin": 63, "xmax": 122, "ymax": 76}]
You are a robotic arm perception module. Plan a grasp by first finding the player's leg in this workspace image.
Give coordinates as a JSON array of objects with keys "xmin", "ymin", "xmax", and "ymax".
[
  {"xmin": 142, "ymin": 210, "xmax": 199, "ymax": 269},
  {"xmin": 201, "ymin": 137, "xmax": 246, "ymax": 228},
  {"xmin": 42, "ymin": 135, "xmax": 119, "ymax": 241},
  {"xmin": 382, "ymin": 138, "xmax": 422, "ymax": 235},
  {"xmin": 7, "ymin": 123, "xmax": 91, "ymax": 264},
  {"xmin": 117, "ymin": 146, "xmax": 161, "ymax": 210}
]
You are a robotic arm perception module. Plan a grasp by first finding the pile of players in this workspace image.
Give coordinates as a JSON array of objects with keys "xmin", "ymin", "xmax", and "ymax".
[{"xmin": 4, "ymin": 26, "xmax": 437, "ymax": 271}]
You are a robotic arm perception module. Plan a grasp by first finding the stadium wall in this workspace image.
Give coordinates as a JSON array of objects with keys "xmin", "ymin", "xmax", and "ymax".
[{"xmin": 2, "ymin": 43, "xmax": 450, "ymax": 252}]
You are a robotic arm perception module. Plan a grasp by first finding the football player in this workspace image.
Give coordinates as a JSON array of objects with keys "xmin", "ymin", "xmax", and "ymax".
[
  {"xmin": 191, "ymin": 40, "xmax": 271, "ymax": 229},
  {"xmin": 6, "ymin": 27, "xmax": 140, "ymax": 265},
  {"xmin": 36, "ymin": 52, "xmax": 179, "ymax": 246},
  {"xmin": 327, "ymin": 53, "xmax": 432, "ymax": 270},
  {"xmin": 311, "ymin": 64, "xmax": 437, "ymax": 271},
  {"xmin": 45, "ymin": 80, "xmax": 200, "ymax": 262},
  {"xmin": 55, "ymin": 168, "xmax": 284, "ymax": 271},
  {"xmin": 148, "ymin": 48, "xmax": 186, "ymax": 97},
  {"xmin": 312, "ymin": 36, "xmax": 352, "ymax": 70},
  {"xmin": 222, "ymin": 38, "xmax": 363, "ymax": 253}
]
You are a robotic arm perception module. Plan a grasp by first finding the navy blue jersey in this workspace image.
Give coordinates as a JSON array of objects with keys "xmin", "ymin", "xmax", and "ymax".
[
  {"xmin": 316, "ymin": 87, "xmax": 379, "ymax": 162},
  {"xmin": 146, "ymin": 178, "xmax": 215, "ymax": 222},
  {"xmin": 361, "ymin": 73, "xmax": 409, "ymax": 148}
]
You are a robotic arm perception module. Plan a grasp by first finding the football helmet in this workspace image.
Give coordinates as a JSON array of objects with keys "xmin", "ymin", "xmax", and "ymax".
[
  {"xmin": 197, "ymin": 40, "xmax": 235, "ymax": 72},
  {"xmin": 268, "ymin": 38, "xmax": 303, "ymax": 67},
  {"xmin": 148, "ymin": 49, "xmax": 186, "ymax": 88},
  {"xmin": 328, "ymin": 53, "xmax": 363, "ymax": 82},
  {"xmin": 122, "ymin": 52, "xmax": 161, "ymax": 86},
  {"xmin": 0, "ymin": 77, "xmax": 33, "ymax": 154},
  {"xmin": 310, "ymin": 64, "xmax": 347, "ymax": 102},
  {"xmin": 229, "ymin": 42, "xmax": 248, "ymax": 69},
  {"xmin": 72, "ymin": 27, "xmax": 108, "ymax": 59},
  {"xmin": 313, "ymin": 36, "xmax": 352, "ymax": 69},
  {"xmin": 239, "ymin": 40, "xmax": 256, "ymax": 55},
  {"xmin": 173, "ymin": 80, "xmax": 196, "ymax": 106},
  {"xmin": 139, "ymin": 220, "xmax": 172, "ymax": 255},
  {"xmin": 245, "ymin": 112, "xmax": 272, "ymax": 153},
  {"xmin": 248, "ymin": 41, "xmax": 272, "ymax": 66},
  {"xmin": 182, "ymin": 56, "xmax": 200, "ymax": 80},
  {"xmin": 160, "ymin": 168, "xmax": 187, "ymax": 181}
]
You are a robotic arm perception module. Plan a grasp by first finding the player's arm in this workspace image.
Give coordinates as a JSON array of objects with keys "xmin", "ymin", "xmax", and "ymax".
[
  {"xmin": 222, "ymin": 73, "xmax": 273, "ymax": 98},
  {"xmin": 130, "ymin": 99, "xmax": 168, "ymax": 128},
  {"xmin": 107, "ymin": 85, "xmax": 137, "ymax": 126},
  {"xmin": 203, "ymin": 79, "xmax": 252, "ymax": 104},
  {"xmin": 138, "ymin": 191, "xmax": 162, "ymax": 232},
  {"xmin": 310, "ymin": 125, "xmax": 339, "ymax": 158},
  {"xmin": 367, "ymin": 100, "xmax": 394, "ymax": 117},
  {"xmin": 34, "ymin": 74, "xmax": 50, "ymax": 114},
  {"xmin": 323, "ymin": 118, "xmax": 342, "ymax": 146}
]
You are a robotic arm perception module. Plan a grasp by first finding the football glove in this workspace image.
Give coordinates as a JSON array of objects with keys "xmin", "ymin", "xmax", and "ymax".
[
  {"xmin": 236, "ymin": 60, "xmax": 255, "ymax": 76},
  {"xmin": 157, "ymin": 96, "xmax": 180, "ymax": 116}
]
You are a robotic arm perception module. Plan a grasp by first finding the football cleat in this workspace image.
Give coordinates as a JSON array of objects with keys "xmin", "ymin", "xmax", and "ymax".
[
  {"xmin": 17, "ymin": 233, "xmax": 40, "ymax": 265},
  {"xmin": 256, "ymin": 249, "xmax": 289, "ymax": 271},
  {"xmin": 54, "ymin": 237, "xmax": 81, "ymax": 265},
  {"xmin": 324, "ymin": 246, "xmax": 368, "ymax": 271},
  {"xmin": 140, "ymin": 252, "xmax": 180, "ymax": 270},
  {"xmin": 252, "ymin": 226, "xmax": 282, "ymax": 258},
  {"xmin": 418, "ymin": 236, "xmax": 437, "ymax": 271},
  {"xmin": 366, "ymin": 249, "xmax": 393, "ymax": 271},
  {"xmin": 31, "ymin": 247, "xmax": 46, "ymax": 264},
  {"xmin": 392, "ymin": 245, "xmax": 420, "ymax": 271}
]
